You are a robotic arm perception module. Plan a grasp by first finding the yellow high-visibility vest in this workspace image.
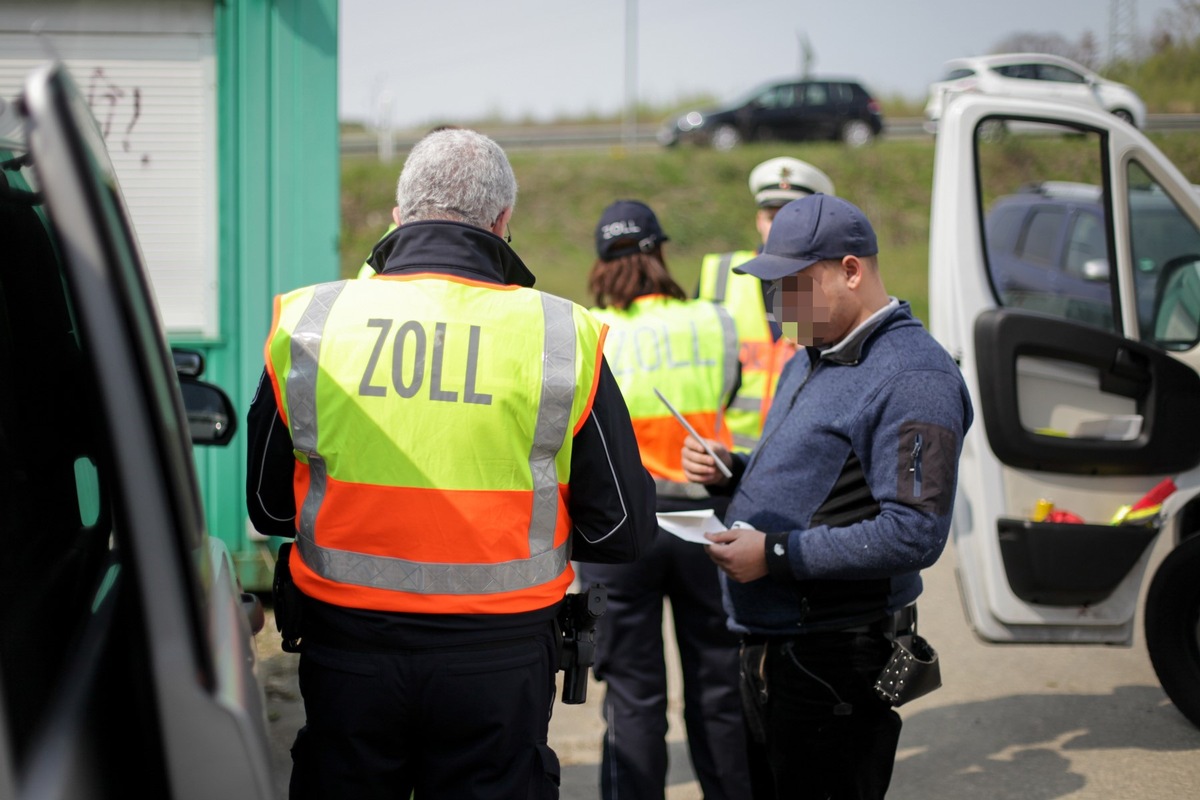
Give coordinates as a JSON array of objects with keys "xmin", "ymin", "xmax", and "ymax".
[
  {"xmin": 697, "ymin": 251, "xmax": 797, "ymax": 451},
  {"xmin": 265, "ymin": 274, "xmax": 606, "ymax": 614},
  {"xmin": 591, "ymin": 296, "xmax": 738, "ymax": 490}
]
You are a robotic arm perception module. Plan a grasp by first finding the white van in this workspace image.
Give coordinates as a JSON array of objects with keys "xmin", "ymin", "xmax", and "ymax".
[{"xmin": 928, "ymin": 93, "xmax": 1200, "ymax": 728}]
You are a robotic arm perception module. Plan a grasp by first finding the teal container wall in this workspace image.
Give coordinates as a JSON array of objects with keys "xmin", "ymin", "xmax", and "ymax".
[{"xmin": 171, "ymin": 0, "xmax": 339, "ymax": 592}]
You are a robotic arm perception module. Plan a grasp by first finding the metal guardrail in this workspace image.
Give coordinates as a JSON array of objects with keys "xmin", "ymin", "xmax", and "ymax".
[{"xmin": 342, "ymin": 115, "xmax": 1200, "ymax": 158}]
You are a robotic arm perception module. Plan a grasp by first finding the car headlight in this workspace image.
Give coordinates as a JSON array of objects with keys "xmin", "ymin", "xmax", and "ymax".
[{"xmin": 679, "ymin": 111, "xmax": 704, "ymax": 132}]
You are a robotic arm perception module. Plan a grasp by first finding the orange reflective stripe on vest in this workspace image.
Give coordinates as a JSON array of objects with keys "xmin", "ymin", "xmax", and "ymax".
[{"xmin": 265, "ymin": 275, "xmax": 606, "ymax": 614}]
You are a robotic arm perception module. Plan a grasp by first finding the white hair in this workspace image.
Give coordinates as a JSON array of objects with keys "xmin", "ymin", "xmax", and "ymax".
[{"xmin": 395, "ymin": 128, "xmax": 517, "ymax": 229}]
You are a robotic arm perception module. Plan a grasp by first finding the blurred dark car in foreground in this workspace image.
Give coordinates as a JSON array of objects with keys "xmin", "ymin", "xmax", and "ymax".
[
  {"xmin": 0, "ymin": 62, "xmax": 273, "ymax": 799},
  {"xmin": 658, "ymin": 77, "xmax": 884, "ymax": 150}
]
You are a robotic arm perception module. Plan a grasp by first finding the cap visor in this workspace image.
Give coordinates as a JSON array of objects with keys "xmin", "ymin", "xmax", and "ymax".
[{"xmin": 732, "ymin": 252, "xmax": 819, "ymax": 280}]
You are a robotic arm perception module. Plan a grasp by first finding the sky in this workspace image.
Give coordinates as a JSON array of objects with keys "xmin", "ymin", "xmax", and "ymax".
[{"xmin": 338, "ymin": 0, "xmax": 1182, "ymax": 129}]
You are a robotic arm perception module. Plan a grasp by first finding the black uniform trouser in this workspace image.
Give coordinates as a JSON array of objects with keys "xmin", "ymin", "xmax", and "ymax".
[
  {"xmin": 746, "ymin": 630, "xmax": 902, "ymax": 800},
  {"xmin": 577, "ymin": 532, "xmax": 750, "ymax": 800},
  {"xmin": 288, "ymin": 624, "xmax": 560, "ymax": 800}
]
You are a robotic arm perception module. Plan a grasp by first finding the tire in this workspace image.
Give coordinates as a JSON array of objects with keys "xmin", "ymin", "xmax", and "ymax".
[
  {"xmin": 710, "ymin": 125, "xmax": 742, "ymax": 151},
  {"xmin": 1145, "ymin": 533, "xmax": 1200, "ymax": 729},
  {"xmin": 1111, "ymin": 108, "xmax": 1136, "ymax": 128},
  {"xmin": 841, "ymin": 120, "xmax": 873, "ymax": 148}
]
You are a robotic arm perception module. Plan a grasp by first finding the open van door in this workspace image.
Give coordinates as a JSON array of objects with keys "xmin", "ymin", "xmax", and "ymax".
[{"xmin": 928, "ymin": 93, "xmax": 1200, "ymax": 725}]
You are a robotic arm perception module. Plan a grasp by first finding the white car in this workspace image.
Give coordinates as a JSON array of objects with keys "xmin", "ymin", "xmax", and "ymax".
[{"xmin": 923, "ymin": 53, "xmax": 1147, "ymax": 133}]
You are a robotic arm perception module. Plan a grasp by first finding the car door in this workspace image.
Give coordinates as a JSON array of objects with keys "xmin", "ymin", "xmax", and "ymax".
[
  {"xmin": 929, "ymin": 93, "xmax": 1200, "ymax": 647},
  {"xmin": 0, "ymin": 62, "xmax": 273, "ymax": 799}
]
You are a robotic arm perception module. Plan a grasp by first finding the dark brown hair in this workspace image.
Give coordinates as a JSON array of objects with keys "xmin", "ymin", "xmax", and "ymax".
[{"xmin": 587, "ymin": 247, "xmax": 687, "ymax": 310}]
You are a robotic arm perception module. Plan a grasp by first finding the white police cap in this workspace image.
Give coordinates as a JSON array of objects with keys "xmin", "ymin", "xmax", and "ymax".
[{"xmin": 749, "ymin": 157, "xmax": 836, "ymax": 207}]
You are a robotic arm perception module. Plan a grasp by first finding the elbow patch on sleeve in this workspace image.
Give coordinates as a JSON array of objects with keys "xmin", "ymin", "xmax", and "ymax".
[{"xmin": 897, "ymin": 421, "xmax": 959, "ymax": 515}]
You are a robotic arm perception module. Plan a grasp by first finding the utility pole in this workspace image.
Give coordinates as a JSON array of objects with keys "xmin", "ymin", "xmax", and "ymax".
[
  {"xmin": 1108, "ymin": 0, "xmax": 1138, "ymax": 65},
  {"xmin": 623, "ymin": 0, "xmax": 638, "ymax": 150}
]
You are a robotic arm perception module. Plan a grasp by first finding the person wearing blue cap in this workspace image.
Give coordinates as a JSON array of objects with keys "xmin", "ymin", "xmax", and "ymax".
[
  {"xmin": 576, "ymin": 199, "xmax": 752, "ymax": 800},
  {"xmin": 681, "ymin": 193, "xmax": 974, "ymax": 799}
]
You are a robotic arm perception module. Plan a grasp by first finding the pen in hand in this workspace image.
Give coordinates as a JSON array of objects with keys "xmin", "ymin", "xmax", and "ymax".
[{"xmin": 654, "ymin": 387, "xmax": 733, "ymax": 479}]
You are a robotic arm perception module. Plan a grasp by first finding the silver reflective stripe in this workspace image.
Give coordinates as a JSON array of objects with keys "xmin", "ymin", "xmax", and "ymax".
[
  {"xmin": 729, "ymin": 396, "xmax": 761, "ymax": 412},
  {"xmin": 290, "ymin": 284, "xmax": 576, "ymax": 595},
  {"xmin": 288, "ymin": 283, "xmax": 346, "ymax": 542},
  {"xmin": 654, "ymin": 477, "xmax": 711, "ymax": 500},
  {"xmin": 529, "ymin": 293, "xmax": 578, "ymax": 556},
  {"xmin": 733, "ymin": 432, "xmax": 758, "ymax": 450},
  {"xmin": 711, "ymin": 253, "xmax": 733, "ymax": 302},
  {"xmin": 714, "ymin": 303, "xmax": 739, "ymax": 436}
]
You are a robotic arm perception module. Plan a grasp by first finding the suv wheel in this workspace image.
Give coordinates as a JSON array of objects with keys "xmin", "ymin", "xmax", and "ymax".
[
  {"xmin": 710, "ymin": 125, "xmax": 742, "ymax": 151},
  {"xmin": 841, "ymin": 120, "xmax": 873, "ymax": 147},
  {"xmin": 1111, "ymin": 108, "xmax": 1136, "ymax": 127}
]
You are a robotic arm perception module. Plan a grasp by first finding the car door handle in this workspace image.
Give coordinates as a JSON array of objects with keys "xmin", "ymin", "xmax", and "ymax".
[
  {"xmin": 242, "ymin": 591, "xmax": 266, "ymax": 635},
  {"xmin": 1100, "ymin": 346, "xmax": 1151, "ymax": 399}
]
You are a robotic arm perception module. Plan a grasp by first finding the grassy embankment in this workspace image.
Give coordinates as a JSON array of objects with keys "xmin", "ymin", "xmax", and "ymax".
[{"xmin": 340, "ymin": 134, "xmax": 1200, "ymax": 326}]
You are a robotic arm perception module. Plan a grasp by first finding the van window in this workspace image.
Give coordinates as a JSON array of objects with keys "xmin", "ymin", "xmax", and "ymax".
[
  {"xmin": 977, "ymin": 121, "xmax": 1115, "ymax": 332},
  {"xmin": 1127, "ymin": 161, "xmax": 1200, "ymax": 344}
]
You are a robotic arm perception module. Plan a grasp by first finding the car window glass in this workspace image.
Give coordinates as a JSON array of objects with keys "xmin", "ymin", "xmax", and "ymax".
[
  {"xmin": 945, "ymin": 68, "xmax": 975, "ymax": 81},
  {"xmin": 977, "ymin": 119, "xmax": 1116, "ymax": 332},
  {"xmin": 1037, "ymin": 65, "xmax": 1086, "ymax": 83},
  {"xmin": 995, "ymin": 64, "xmax": 1038, "ymax": 80},
  {"xmin": 1127, "ymin": 161, "xmax": 1200, "ymax": 345},
  {"xmin": 753, "ymin": 86, "xmax": 779, "ymax": 107},
  {"xmin": 803, "ymin": 83, "xmax": 828, "ymax": 108},
  {"xmin": 1018, "ymin": 207, "xmax": 1066, "ymax": 265},
  {"xmin": 1065, "ymin": 211, "xmax": 1106, "ymax": 277}
]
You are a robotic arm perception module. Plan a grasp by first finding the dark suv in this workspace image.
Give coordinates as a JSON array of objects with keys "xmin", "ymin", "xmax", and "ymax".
[
  {"xmin": 984, "ymin": 181, "xmax": 1200, "ymax": 338},
  {"xmin": 657, "ymin": 78, "xmax": 884, "ymax": 150}
]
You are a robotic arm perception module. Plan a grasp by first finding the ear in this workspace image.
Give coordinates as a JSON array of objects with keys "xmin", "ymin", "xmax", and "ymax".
[
  {"xmin": 492, "ymin": 207, "xmax": 513, "ymax": 238},
  {"xmin": 392, "ymin": 207, "xmax": 402, "ymax": 226},
  {"xmin": 839, "ymin": 254, "xmax": 862, "ymax": 286}
]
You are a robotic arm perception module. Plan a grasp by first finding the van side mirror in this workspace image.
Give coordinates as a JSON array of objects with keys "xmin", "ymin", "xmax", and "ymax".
[
  {"xmin": 1153, "ymin": 256, "xmax": 1200, "ymax": 350},
  {"xmin": 1082, "ymin": 258, "xmax": 1110, "ymax": 281},
  {"xmin": 180, "ymin": 378, "xmax": 238, "ymax": 446},
  {"xmin": 173, "ymin": 347, "xmax": 237, "ymax": 446}
]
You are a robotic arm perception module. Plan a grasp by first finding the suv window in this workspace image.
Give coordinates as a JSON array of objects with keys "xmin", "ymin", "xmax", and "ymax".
[{"xmin": 803, "ymin": 82, "xmax": 829, "ymax": 107}]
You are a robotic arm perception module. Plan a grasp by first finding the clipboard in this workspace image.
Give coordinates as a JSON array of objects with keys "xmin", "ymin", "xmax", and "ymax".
[{"xmin": 653, "ymin": 387, "xmax": 733, "ymax": 479}]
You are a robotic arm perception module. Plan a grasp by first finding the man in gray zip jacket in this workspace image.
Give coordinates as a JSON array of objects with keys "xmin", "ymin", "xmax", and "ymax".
[{"xmin": 682, "ymin": 193, "xmax": 973, "ymax": 800}]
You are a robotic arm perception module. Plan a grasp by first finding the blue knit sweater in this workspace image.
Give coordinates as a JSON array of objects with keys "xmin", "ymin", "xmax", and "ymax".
[{"xmin": 720, "ymin": 300, "xmax": 973, "ymax": 636}]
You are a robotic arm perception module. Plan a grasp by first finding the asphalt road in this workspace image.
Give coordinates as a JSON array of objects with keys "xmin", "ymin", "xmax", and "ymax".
[{"xmin": 259, "ymin": 528, "xmax": 1200, "ymax": 799}]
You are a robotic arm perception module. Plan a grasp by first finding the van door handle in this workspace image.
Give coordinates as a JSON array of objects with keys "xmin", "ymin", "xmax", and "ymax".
[{"xmin": 1100, "ymin": 347, "xmax": 1151, "ymax": 399}]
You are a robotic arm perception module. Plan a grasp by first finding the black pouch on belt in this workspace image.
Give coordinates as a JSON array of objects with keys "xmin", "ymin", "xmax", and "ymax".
[
  {"xmin": 738, "ymin": 642, "xmax": 769, "ymax": 743},
  {"xmin": 272, "ymin": 541, "xmax": 304, "ymax": 653},
  {"xmin": 873, "ymin": 633, "xmax": 940, "ymax": 706}
]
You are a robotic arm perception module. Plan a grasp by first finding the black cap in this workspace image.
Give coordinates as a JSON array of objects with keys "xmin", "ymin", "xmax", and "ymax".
[
  {"xmin": 734, "ymin": 194, "xmax": 878, "ymax": 281},
  {"xmin": 595, "ymin": 200, "xmax": 669, "ymax": 261}
]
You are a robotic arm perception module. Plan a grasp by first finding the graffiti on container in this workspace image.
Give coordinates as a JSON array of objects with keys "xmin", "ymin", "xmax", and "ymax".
[{"xmin": 86, "ymin": 67, "xmax": 150, "ymax": 166}]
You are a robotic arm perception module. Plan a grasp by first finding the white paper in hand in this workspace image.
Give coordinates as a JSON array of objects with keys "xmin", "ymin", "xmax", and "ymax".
[{"xmin": 656, "ymin": 510, "xmax": 729, "ymax": 545}]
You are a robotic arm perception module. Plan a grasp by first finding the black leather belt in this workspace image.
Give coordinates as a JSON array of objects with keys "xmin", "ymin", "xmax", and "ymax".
[
  {"xmin": 741, "ymin": 604, "xmax": 918, "ymax": 644},
  {"xmin": 841, "ymin": 604, "xmax": 917, "ymax": 636}
]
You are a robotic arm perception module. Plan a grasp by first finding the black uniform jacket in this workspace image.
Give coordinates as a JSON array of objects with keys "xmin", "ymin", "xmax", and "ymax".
[{"xmin": 246, "ymin": 220, "xmax": 656, "ymax": 648}]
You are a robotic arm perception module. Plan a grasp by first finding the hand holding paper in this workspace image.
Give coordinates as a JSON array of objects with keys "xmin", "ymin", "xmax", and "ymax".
[{"xmin": 653, "ymin": 387, "xmax": 733, "ymax": 479}]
